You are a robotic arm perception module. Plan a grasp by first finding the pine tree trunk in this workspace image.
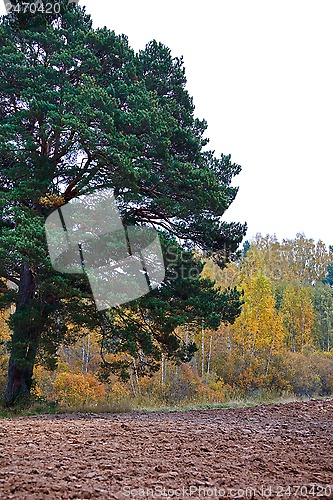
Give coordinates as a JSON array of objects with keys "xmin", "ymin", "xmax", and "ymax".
[{"xmin": 4, "ymin": 263, "xmax": 42, "ymax": 406}]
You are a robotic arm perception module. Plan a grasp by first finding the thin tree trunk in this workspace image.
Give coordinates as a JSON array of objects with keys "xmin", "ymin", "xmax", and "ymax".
[
  {"xmin": 130, "ymin": 373, "xmax": 137, "ymax": 397},
  {"xmin": 161, "ymin": 351, "xmax": 165, "ymax": 386},
  {"xmin": 201, "ymin": 322, "xmax": 205, "ymax": 378},
  {"xmin": 85, "ymin": 332, "xmax": 90, "ymax": 372},
  {"xmin": 227, "ymin": 328, "xmax": 231, "ymax": 353},
  {"xmin": 207, "ymin": 334, "xmax": 213, "ymax": 376},
  {"xmin": 82, "ymin": 345, "xmax": 86, "ymax": 373},
  {"xmin": 4, "ymin": 262, "xmax": 43, "ymax": 406},
  {"xmin": 190, "ymin": 328, "xmax": 198, "ymax": 370},
  {"xmin": 327, "ymin": 314, "xmax": 331, "ymax": 352},
  {"xmin": 133, "ymin": 359, "xmax": 141, "ymax": 394}
]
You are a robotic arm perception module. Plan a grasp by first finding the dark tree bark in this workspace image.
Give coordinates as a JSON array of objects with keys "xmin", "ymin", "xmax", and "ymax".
[{"xmin": 4, "ymin": 263, "xmax": 42, "ymax": 406}]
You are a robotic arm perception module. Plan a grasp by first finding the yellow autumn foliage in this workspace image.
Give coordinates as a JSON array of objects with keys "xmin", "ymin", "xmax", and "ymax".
[
  {"xmin": 54, "ymin": 372, "xmax": 106, "ymax": 407},
  {"xmin": 39, "ymin": 193, "xmax": 65, "ymax": 208},
  {"xmin": 281, "ymin": 283, "xmax": 315, "ymax": 352},
  {"xmin": 231, "ymin": 272, "xmax": 285, "ymax": 357}
]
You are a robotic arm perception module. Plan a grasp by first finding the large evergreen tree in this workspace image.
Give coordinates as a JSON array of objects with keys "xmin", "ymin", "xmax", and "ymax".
[{"xmin": 0, "ymin": 1, "xmax": 246, "ymax": 405}]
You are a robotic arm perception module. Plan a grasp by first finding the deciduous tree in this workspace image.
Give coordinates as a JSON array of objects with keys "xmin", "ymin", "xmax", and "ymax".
[{"xmin": 281, "ymin": 283, "xmax": 315, "ymax": 352}]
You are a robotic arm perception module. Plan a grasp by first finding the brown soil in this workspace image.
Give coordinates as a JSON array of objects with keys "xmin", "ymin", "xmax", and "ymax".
[{"xmin": 0, "ymin": 399, "xmax": 332, "ymax": 499}]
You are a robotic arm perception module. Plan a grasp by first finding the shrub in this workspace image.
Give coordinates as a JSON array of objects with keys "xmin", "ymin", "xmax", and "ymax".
[{"xmin": 54, "ymin": 372, "xmax": 106, "ymax": 408}]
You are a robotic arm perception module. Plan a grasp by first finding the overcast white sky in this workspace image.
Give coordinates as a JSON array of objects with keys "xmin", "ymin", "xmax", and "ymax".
[{"xmin": 2, "ymin": 1, "xmax": 332, "ymax": 247}]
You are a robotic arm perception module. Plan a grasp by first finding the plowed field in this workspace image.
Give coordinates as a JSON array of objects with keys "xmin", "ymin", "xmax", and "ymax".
[{"xmin": 0, "ymin": 399, "xmax": 332, "ymax": 498}]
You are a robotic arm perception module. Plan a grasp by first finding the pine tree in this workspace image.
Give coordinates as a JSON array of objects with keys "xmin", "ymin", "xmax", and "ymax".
[{"xmin": 0, "ymin": 2, "xmax": 246, "ymax": 404}]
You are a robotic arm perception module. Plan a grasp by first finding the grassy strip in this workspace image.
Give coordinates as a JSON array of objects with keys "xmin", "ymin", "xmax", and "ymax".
[{"xmin": 1, "ymin": 393, "xmax": 331, "ymax": 419}]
